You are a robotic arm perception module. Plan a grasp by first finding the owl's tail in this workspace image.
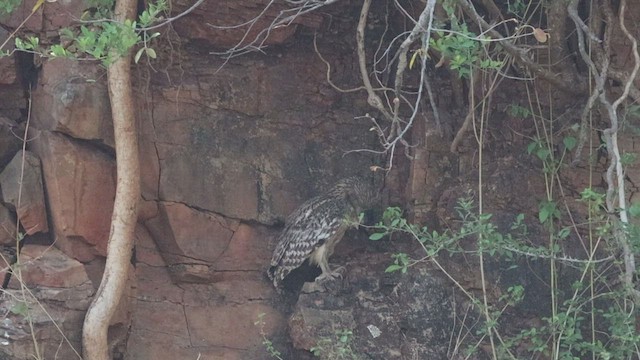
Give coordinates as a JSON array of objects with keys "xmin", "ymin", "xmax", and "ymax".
[{"xmin": 267, "ymin": 265, "xmax": 281, "ymax": 288}]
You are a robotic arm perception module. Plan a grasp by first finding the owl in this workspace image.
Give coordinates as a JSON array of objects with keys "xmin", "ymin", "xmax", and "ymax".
[{"xmin": 267, "ymin": 176, "xmax": 378, "ymax": 288}]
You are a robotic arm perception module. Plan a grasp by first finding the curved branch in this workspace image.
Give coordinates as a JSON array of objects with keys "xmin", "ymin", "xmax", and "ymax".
[
  {"xmin": 356, "ymin": 0, "xmax": 394, "ymax": 121},
  {"xmin": 82, "ymin": 0, "xmax": 140, "ymax": 358},
  {"xmin": 458, "ymin": 0, "xmax": 585, "ymax": 94}
]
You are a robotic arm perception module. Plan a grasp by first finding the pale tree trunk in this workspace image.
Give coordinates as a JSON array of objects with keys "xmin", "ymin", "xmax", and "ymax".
[{"xmin": 81, "ymin": 0, "xmax": 139, "ymax": 357}]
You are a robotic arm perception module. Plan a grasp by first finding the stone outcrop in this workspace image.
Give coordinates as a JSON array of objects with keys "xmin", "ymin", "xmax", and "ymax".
[
  {"xmin": 32, "ymin": 59, "xmax": 114, "ymax": 146},
  {"xmin": 0, "ymin": 1, "xmax": 561, "ymax": 359},
  {"xmin": 172, "ymin": 0, "xmax": 323, "ymax": 49},
  {"xmin": 2, "ymin": 245, "xmax": 94, "ymax": 360},
  {"xmin": 0, "ymin": 150, "xmax": 48, "ymax": 235},
  {"xmin": 0, "ymin": 203, "xmax": 17, "ymax": 245},
  {"xmin": 31, "ymin": 131, "xmax": 116, "ymax": 261},
  {"xmin": 126, "ymin": 226, "xmax": 285, "ymax": 359},
  {"xmin": 0, "ymin": 2, "xmax": 384, "ymax": 356},
  {"xmin": 289, "ymin": 254, "xmax": 454, "ymax": 359},
  {"xmin": 0, "ymin": 116, "xmax": 22, "ymax": 169}
]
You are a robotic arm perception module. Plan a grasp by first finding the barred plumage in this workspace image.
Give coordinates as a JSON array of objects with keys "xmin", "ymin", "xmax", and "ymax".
[{"xmin": 267, "ymin": 177, "xmax": 378, "ymax": 288}]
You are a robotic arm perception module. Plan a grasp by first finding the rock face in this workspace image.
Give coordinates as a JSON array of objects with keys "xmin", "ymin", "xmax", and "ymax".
[
  {"xmin": 126, "ymin": 226, "xmax": 285, "ymax": 359},
  {"xmin": 0, "ymin": 116, "xmax": 22, "ymax": 168},
  {"xmin": 31, "ymin": 131, "xmax": 116, "ymax": 262},
  {"xmin": 4, "ymin": 0, "xmax": 627, "ymax": 359},
  {"xmin": 2, "ymin": 245, "xmax": 94, "ymax": 360},
  {"xmin": 171, "ymin": 0, "xmax": 322, "ymax": 49},
  {"xmin": 0, "ymin": 7, "xmax": 381, "ymax": 355},
  {"xmin": 289, "ymin": 255, "xmax": 454, "ymax": 359},
  {"xmin": 0, "ymin": 151, "xmax": 49, "ymax": 235},
  {"xmin": 32, "ymin": 59, "xmax": 114, "ymax": 146},
  {"xmin": 0, "ymin": 203, "xmax": 17, "ymax": 245}
]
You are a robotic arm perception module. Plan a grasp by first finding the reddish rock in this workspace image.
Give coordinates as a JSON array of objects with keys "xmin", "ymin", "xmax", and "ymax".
[
  {"xmin": 8, "ymin": 244, "xmax": 90, "ymax": 289},
  {"xmin": 184, "ymin": 301, "xmax": 284, "ymax": 349},
  {"xmin": 32, "ymin": 58, "xmax": 114, "ymax": 146},
  {"xmin": 144, "ymin": 201, "xmax": 240, "ymax": 281},
  {"xmin": 0, "ymin": 203, "xmax": 17, "ymax": 245},
  {"xmin": 0, "ymin": 150, "xmax": 49, "ymax": 235},
  {"xmin": 164, "ymin": 202, "xmax": 239, "ymax": 262},
  {"xmin": 1, "ymin": 244, "xmax": 93, "ymax": 360},
  {"xmin": 172, "ymin": 0, "xmax": 322, "ymax": 49},
  {"xmin": 157, "ymin": 139, "xmax": 261, "ymax": 220},
  {"xmin": 0, "ymin": 246, "xmax": 15, "ymax": 287},
  {"xmin": 132, "ymin": 298, "xmax": 190, "ymax": 339},
  {"xmin": 0, "ymin": 294, "xmax": 86, "ymax": 360},
  {"xmin": 139, "ymin": 138, "xmax": 160, "ymax": 199},
  {"xmin": 288, "ymin": 255, "xmax": 455, "ymax": 359},
  {"xmin": 0, "ymin": 0, "xmax": 86, "ymax": 31},
  {"xmin": 134, "ymin": 227, "xmax": 185, "ymax": 303},
  {"xmin": 134, "ymin": 225, "xmax": 165, "ymax": 267},
  {"xmin": 31, "ymin": 131, "xmax": 116, "ymax": 261},
  {"xmin": 0, "ymin": 83, "xmax": 26, "ymax": 122},
  {"xmin": 0, "ymin": 0, "xmax": 42, "ymax": 31},
  {"xmin": 213, "ymin": 222, "xmax": 274, "ymax": 272},
  {"xmin": 0, "ymin": 55, "xmax": 17, "ymax": 85},
  {"xmin": 0, "ymin": 116, "xmax": 22, "ymax": 168},
  {"xmin": 138, "ymin": 44, "xmax": 374, "ymax": 225},
  {"xmin": 1, "ymin": 245, "xmax": 94, "ymax": 360},
  {"xmin": 125, "ymin": 329, "xmax": 248, "ymax": 360},
  {"xmin": 128, "ymin": 225, "xmax": 287, "ymax": 359},
  {"xmin": 0, "ymin": 29, "xmax": 17, "ymax": 84},
  {"xmin": 42, "ymin": 0, "xmax": 85, "ymax": 31}
]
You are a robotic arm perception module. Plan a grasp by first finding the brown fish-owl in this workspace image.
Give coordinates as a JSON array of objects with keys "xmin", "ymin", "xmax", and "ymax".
[{"xmin": 267, "ymin": 177, "xmax": 378, "ymax": 288}]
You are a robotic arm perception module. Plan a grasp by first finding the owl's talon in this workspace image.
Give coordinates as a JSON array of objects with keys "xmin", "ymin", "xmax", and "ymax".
[
  {"xmin": 315, "ymin": 273, "xmax": 334, "ymax": 283},
  {"xmin": 316, "ymin": 265, "xmax": 345, "ymax": 282}
]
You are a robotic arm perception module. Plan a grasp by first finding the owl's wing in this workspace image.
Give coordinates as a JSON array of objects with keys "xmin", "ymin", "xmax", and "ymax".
[{"xmin": 269, "ymin": 196, "xmax": 345, "ymax": 275}]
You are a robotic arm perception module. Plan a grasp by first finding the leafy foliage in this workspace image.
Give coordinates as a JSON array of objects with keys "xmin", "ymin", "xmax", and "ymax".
[
  {"xmin": 0, "ymin": 0, "xmax": 20, "ymax": 16},
  {"xmin": 370, "ymin": 188, "xmax": 640, "ymax": 358},
  {"xmin": 255, "ymin": 313, "xmax": 284, "ymax": 360},
  {"xmin": 6, "ymin": 0, "xmax": 167, "ymax": 66}
]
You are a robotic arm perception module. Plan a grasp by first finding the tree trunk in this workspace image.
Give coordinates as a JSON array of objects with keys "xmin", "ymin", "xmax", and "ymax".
[{"xmin": 81, "ymin": 0, "xmax": 139, "ymax": 357}]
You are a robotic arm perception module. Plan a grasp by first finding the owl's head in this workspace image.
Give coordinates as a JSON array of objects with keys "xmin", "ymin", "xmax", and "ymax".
[{"xmin": 334, "ymin": 176, "xmax": 380, "ymax": 211}]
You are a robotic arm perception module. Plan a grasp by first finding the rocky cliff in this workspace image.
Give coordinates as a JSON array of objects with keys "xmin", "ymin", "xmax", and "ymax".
[{"xmin": 1, "ymin": 1, "xmax": 639, "ymax": 359}]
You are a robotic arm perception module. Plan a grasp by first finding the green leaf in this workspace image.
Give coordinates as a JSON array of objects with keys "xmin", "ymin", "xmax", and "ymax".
[
  {"xmin": 59, "ymin": 27, "xmax": 74, "ymax": 40},
  {"xmin": 369, "ymin": 232, "xmax": 386, "ymax": 241},
  {"xmin": 563, "ymin": 136, "xmax": 577, "ymax": 151},
  {"xmin": 629, "ymin": 202, "xmax": 640, "ymax": 217},
  {"xmin": 10, "ymin": 301, "xmax": 28, "ymax": 316},
  {"xmin": 557, "ymin": 227, "xmax": 570, "ymax": 240},
  {"xmin": 536, "ymin": 148, "xmax": 550, "ymax": 161},
  {"xmin": 134, "ymin": 47, "xmax": 145, "ymax": 63},
  {"xmin": 539, "ymin": 205, "xmax": 550, "ymax": 223},
  {"xmin": 409, "ymin": 50, "xmax": 420, "ymax": 70},
  {"xmin": 14, "ymin": 38, "xmax": 25, "ymax": 50},
  {"xmin": 385, "ymin": 264, "xmax": 404, "ymax": 273}
]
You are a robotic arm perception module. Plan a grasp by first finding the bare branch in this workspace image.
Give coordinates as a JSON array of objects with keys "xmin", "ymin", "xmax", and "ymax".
[
  {"xmin": 210, "ymin": 0, "xmax": 340, "ymax": 59},
  {"xmin": 458, "ymin": 0, "xmax": 584, "ymax": 94},
  {"xmin": 356, "ymin": 0, "xmax": 394, "ymax": 121},
  {"xmin": 313, "ymin": 34, "xmax": 366, "ymax": 93},
  {"xmin": 569, "ymin": 0, "xmax": 639, "ymax": 303}
]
